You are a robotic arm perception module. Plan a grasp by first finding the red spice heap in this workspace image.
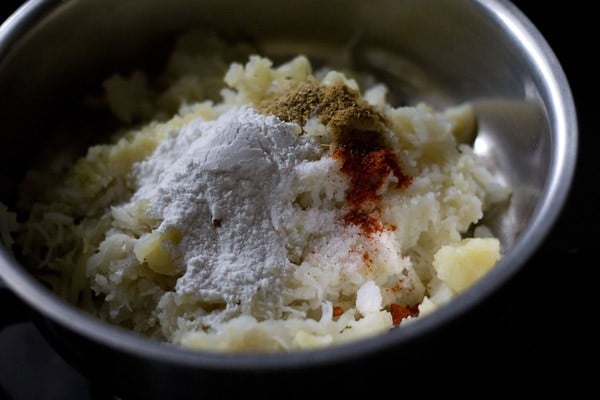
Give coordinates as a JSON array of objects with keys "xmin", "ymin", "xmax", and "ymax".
[
  {"xmin": 259, "ymin": 79, "xmax": 412, "ymax": 235},
  {"xmin": 390, "ymin": 303, "xmax": 420, "ymax": 326},
  {"xmin": 334, "ymin": 128, "xmax": 411, "ymax": 234},
  {"xmin": 332, "ymin": 306, "xmax": 344, "ymax": 318}
]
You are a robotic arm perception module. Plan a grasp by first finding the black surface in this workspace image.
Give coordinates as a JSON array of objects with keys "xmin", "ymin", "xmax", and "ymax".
[{"xmin": 0, "ymin": 1, "xmax": 596, "ymax": 398}]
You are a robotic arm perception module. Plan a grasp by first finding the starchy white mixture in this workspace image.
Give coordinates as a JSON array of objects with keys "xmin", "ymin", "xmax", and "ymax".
[
  {"xmin": 131, "ymin": 106, "xmax": 320, "ymax": 324},
  {"xmin": 4, "ymin": 31, "xmax": 510, "ymax": 352}
]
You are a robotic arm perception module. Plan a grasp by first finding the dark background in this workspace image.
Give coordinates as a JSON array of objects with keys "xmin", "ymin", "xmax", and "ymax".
[{"xmin": 0, "ymin": 1, "xmax": 596, "ymax": 398}]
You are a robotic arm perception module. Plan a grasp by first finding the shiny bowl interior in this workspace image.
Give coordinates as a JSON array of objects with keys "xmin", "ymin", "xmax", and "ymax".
[{"xmin": 0, "ymin": 0, "xmax": 577, "ymax": 374}]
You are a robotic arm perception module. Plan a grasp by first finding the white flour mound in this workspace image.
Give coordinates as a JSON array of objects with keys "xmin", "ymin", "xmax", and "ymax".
[{"xmin": 133, "ymin": 106, "xmax": 322, "ymax": 322}]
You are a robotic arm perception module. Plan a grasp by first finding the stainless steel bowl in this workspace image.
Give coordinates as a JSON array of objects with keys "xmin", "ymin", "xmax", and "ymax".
[{"xmin": 0, "ymin": 0, "xmax": 577, "ymax": 397}]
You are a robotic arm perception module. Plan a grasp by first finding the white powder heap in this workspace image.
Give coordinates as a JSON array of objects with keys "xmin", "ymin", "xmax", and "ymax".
[{"xmin": 132, "ymin": 106, "xmax": 323, "ymax": 320}]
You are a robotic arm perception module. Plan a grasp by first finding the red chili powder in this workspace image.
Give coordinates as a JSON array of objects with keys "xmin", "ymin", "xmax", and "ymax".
[
  {"xmin": 332, "ymin": 306, "xmax": 344, "ymax": 317},
  {"xmin": 334, "ymin": 128, "xmax": 411, "ymax": 235},
  {"xmin": 390, "ymin": 303, "xmax": 420, "ymax": 326}
]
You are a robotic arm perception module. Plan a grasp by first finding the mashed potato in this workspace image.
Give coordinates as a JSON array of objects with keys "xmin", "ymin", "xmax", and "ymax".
[{"xmin": 9, "ymin": 31, "xmax": 510, "ymax": 352}]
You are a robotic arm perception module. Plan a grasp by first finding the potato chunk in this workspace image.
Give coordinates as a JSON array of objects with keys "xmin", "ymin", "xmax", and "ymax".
[
  {"xmin": 433, "ymin": 238, "xmax": 500, "ymax": 293},
  {"xmin": 134, "ymin": 228, "xmax": 182, "ymax": 275}
]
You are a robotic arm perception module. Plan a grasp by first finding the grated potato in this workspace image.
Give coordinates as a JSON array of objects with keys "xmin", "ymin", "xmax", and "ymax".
[{"xmin": 8, "ymin": 30, "xmax": 510, "ymax": 352}]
